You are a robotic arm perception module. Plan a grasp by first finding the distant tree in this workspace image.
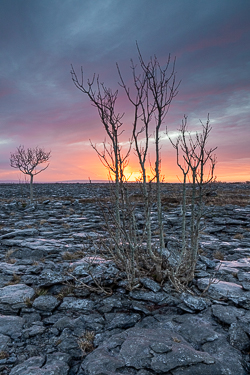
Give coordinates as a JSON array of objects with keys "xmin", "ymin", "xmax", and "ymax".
[{"xmin": 10, "ymin": 146, "xmax": 51, "ymax": 201}]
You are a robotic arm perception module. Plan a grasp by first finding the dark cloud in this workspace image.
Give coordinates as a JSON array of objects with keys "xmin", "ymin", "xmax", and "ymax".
[{"xmin": 0, "ymin": 0, "xmax": 249, "ymax": 181}]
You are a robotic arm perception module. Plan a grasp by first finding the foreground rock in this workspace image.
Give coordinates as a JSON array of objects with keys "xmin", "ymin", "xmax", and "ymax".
[{"xmin": 0, "ymin": 182, "xmax": 249, "ymax": 374}]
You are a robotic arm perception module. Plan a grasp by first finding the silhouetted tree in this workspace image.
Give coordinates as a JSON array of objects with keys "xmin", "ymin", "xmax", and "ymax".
[
  {"xmin": 71, "ymin": 45, "xmax": 179, "ymax": 286},
  {"xmin": 10, "ymin": 146, "xmax": 51, "ymax": 201},
  {"xmin": 168, "ymin": 115, "xmax": 217, "ymax": 286}
]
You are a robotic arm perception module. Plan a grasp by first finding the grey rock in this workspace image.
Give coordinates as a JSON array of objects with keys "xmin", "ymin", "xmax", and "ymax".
[
  {"xmin": 57, "ymin": 328, "xmax": 82, "ymax": 357},
  {"xmin": 81, "ymin": 326, "xmax": 218, "ymax": 375},
  {"xmin": 0, "ymin": 333, "xmax": 10, "ymax": 350},
  {"xmin": 53, "ymin": 316, "xmax": 75, "ymax": 331},
  {"xmin": 46, "ymin": 351, "xmax": 71, "ymax": 364},
  {"xmin": 242, "ymin": 281, "xmax": 250, "ymax": 290},
  {"xmin": 195, "ymin": 261, "xmax": 207, "ymax": 270},
  {"xmin": 199, "ymin": 255, "xmax": 216, "ymax": 269},
  {"xmin": 205, "ymin": 225, "xmax": 227, "ymax": 233},
  {"xmin": 41, "ymin": 361, "xmax": 70, "ymax": 375},
  {"xmin": 131, "ymin": 301, "xmax": 152, "ymax": 315},
  {"xmin": 197, "ymin": 278, "xmax": 250, "ymax": 308},
  {"xmin": 228, "ymin": 322, "xmax": 250, "ymax": 351},
  {"xmin": 238, "ymin": 269, "xmax": 250, "ymax": 282},
  {"xmin": 129, "ymin": 290, "xmax": 168, "ymax": 303},
  {"xmin": 180, "ymin": 292, "xmax": 208, "ymax": 311},
  {"xmin": 202, "ymin": 336, "xmax": 247, "ymax": 375},
  {"xmin": 212, "ymin": 305, "xmax": 245, "ymax": 325},
  {"xmin": 172, "ymin": 362, "xmax": 228, "ymax": 375},
  {"xmin": 12, "ymin": 247, "xmax": 46, "ymax": 260},
  {"xmin": 0, "ymin": 284, "xmax": 35, "ymax": 313},
  {"xmin": 151, "ymin": 343, "xmax": 215, "ymax": 373},
  {"xmin": 73, "ymin": 314, "xmax": 105, "ymax": 334},
  {"xmin": 21, "ymin": 312, "xmax": 41, "ymax": 326},
  {"xmin": 81, "ymin": 347, "xmax": 125, "ymax": 374},
  {"xmin": 0, "ymin": 315, "xmax": 25, "ymax": 336},
  {"xmin": 23, "ymin": 324, "xmax": 46, "ymax": 338},
  {"xmin": 1, "ymin": 184, "xmax": 250, "ymax": 375},
  {"xmin": 38, "ymin": 269, "xmax": 73, "ymax": 287},
  {"xmin": 106, "ymin": 313, "xmax": 140, "ymax": 330},
  {"xmin": 0, "ymin": 228, "xmax": 39, "ymax": 240},
  {"xmin": 150, "ymin": 341, "xmax": 172, "ymax": 353},
  {"xmin": 140, "ymin": 277, "xmax": 161, "ymax": 292},
  {"xmin": 174, "ymin": 315, "xmax": 219, "ymax": 346},
  {"xmin": 59, "ymin": 297, "xmax": 94, "ymax": 312},
  {"xmin": 10, "ymin": 356, "xmax": 45, "ymax": 375},
  {"xmin": 10, "ymin": 358, "xmax": 69, "ymax": 375},
  {"xmin": 97, "ymin": 295, "xmax": 126, "ymax": 313},
  {"xmin": 194, "ymin": 270, "xmax": 210, "ymax": 278},
  {"xmin": 33, "ymin": 295, "xmax": 60, "ymax": 311},
  {"xmin": 0, "ymin": 262, "xmax": 26, "ymax": 275}
]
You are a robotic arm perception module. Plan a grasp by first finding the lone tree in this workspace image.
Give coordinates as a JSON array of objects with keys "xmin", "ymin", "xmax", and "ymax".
[{"xmin": 10, "ymin": 146, "xmax": 51, "ymax": 201}]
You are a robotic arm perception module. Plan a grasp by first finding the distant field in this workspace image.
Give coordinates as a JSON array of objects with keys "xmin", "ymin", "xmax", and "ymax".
[{"xmin": 0, "ymin": 182, "xmax": 249, "ymax": 207}]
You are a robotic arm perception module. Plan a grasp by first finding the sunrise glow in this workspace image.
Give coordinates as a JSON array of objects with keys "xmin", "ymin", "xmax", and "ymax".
[{"xmin": 0, "ymin": 1, "xmax": 249, "ymax": 183}]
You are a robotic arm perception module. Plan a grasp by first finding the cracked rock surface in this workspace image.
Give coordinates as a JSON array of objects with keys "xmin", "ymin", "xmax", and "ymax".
[{"xmin": 0, "ymin": 182, "xmax": 250, "ymax": 374}]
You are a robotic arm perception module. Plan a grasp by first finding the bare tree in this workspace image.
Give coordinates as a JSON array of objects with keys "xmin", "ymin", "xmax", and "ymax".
[
  {"xmin": 168, "ymin": 115, "xmax": 217, "ymax": 286},
  {"xmin": 10, "ymin": 146, "xmax": 51, "ymax": 201},
  {"xmin": 70, "ymin": 68, "xmax": 133, "ymax": 263},
  {"xmin": 117, "ymin": 44, "xmax": 179, "ymax": 272},
  {"xmin": 71, "ymin": 46, "xmax": 179, "ymax": 286}
]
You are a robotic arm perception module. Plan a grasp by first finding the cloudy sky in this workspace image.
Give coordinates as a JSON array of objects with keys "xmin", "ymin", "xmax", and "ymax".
[{"xmin": 0, "ymin": 0, "xmax": 249, "ymax": 182}]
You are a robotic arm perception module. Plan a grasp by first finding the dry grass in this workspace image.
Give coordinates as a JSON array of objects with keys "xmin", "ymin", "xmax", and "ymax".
[
  {"xmin": 213, "ymin": 250, "xmax": 224, "ymax": 260},
  {"xmin": 6, "ymin": 258, "xmax": 16, "ymax": 264},
  {"xmin": 62, "ymin": 222, "xmax": 71, "ymax": 229},
  {"xmin": 6, "ymin": 273, "xmax": 21, "ymax": 285},
  {"xmin": 0, "ymin": 351, "xmax": 9, "ymax": 359},
  {"xmin": 5, "ymin": 249, "xmax": 16, "ymax": 264},
  {"xmin": 56, "ymin": 286, "xmax": 73, "ymax": 300},
  {"xmin": 172, "ymin": 337, "xmax": 181, "ymax": 343},
  {"xmin": 35, "ymin": 288, "xmax": 48, "ymax": 296},
  {"xmin": 78, "ymin": 197, "xmax": 106, "ymax": 204},
  {"xmin": 77, "ymin": 330, "xmax": 95, "ymax": 356},
  {"xmin": 206, "ymin": 184, "xmax": 250, "ymax": 207},
  {"xmin": 62, "ymin": 250, "xmax": 85, "ymax": 260},
  {"xmin": 158, "ymin": 183, "xmax": 250, "ymax": 208},
  {"xmin": 24, "ymin": 297, "xmax": 33, "ymax": 307},
  {"xmin": 5, "ymin": 248, "xmax": 14, "ymax": 259},
  {"xmin": 233, "ymin": 233, "xmax": 244, "ymax": 240},
  {"xmin": 198, "ymin": 248, "xmax": 207, "ymax": 256}
]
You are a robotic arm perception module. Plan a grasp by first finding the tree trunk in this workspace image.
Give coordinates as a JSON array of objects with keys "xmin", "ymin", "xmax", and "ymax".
[{"xmin": 30, "ymin": 174, "xmax": 34, "ymax": 202}]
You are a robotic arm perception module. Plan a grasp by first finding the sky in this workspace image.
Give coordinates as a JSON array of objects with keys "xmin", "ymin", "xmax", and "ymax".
[{"xmin": 0, "ymin": 0, "xmax": 250, "ymax": 183}]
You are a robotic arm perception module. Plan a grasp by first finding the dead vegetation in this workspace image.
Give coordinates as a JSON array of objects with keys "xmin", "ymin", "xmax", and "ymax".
[
  {"xmin": 77, "ymin": 330, "xmax": 95, "ymax": 356},
  {"xmin": 62, "ymin": 250, "xmax": 85, "ymax": 261}
]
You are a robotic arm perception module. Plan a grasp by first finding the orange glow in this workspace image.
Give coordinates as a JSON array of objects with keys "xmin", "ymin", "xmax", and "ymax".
[{"xmin": 1, "ymin": 149, "xmax": 249, "ymax": 183}]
